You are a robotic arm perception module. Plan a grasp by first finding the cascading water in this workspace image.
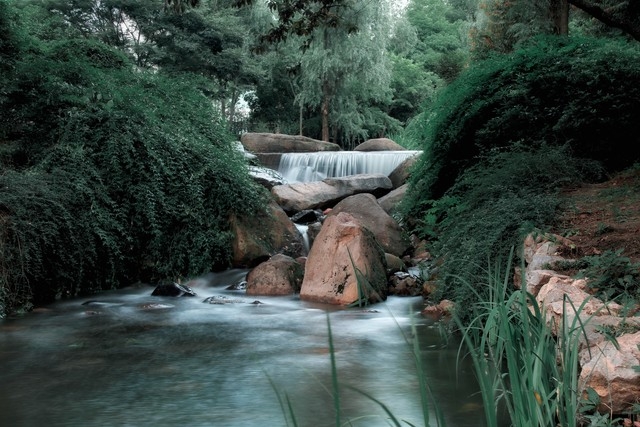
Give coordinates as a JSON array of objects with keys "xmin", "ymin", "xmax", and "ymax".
[
  {"xmin": 294, "ymin": 223, "xmax": 310, "ymax": 254},
  {"xmin": 278, "ymin": 151, "xmax": 421, "ymax": 183}
]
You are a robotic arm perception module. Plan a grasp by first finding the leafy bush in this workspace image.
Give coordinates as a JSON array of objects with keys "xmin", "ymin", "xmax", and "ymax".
[
  {"xmin": 0, "ymin": 7, "xmax": 267, "ymax": 315},
  {"xmin": 399, "ymin": 35, "xmax": 640, "ymax": 321},
  {"xmin": 404, "ymin": 35, "xmax": 640, "ymax": 219},
  {"xmin": 412, "ymin": 145, "xmax": 600, "ymax": 322},
  {"xmin": 577, "ymin": 249, "xmax": 640, "ymax": 303}
]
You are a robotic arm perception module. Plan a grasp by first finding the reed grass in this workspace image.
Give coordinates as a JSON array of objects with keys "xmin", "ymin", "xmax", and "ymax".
[
  {"xmin": 346, "ymin": 248, "xmax": 384, "ymax": 308},
  {"xmin": 454, "ymin": 248, "xmax": 591, "ymax": 427}
]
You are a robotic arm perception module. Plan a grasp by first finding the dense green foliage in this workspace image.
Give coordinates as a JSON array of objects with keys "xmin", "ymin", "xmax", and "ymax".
[
  {"xmin": 406, "ymin": 36, "xmax": 640, "ymax": 208},
  {"xmin": 0, "ymin": 4, "xmax": 267, "ymax": 315},
  {"xmin": 413, "ymin": 145, "xmax": 600, "ymax": 319},
  {"xmin": 402, "ymin": 36, "xmax": 640, "ymax": 320},
  {"xmin": 579, "ymin": 249, "xmax": 640, "ymax": 303}
]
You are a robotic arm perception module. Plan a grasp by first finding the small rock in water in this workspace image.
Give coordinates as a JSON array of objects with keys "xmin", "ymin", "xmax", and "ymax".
[
  {"xmin": 151, "ymin": 282, "xmax": 197, "ymax": 297},
  {"xmin": 81, "ymin": 300, "xmax": 123, "ymax": 307},
  {"xmin": 250, "ymin": 300, "xmax": 264, "ymax": 305},
  {"xmin": 225, "ymin": 280, "xmax": 247, "ymax": 291},
  {"xmin": 202, "ymin": 295, "xmax": 245, "ymax": 305},
  {"xmin": 290, "ymin": 209, "xmax": 323, "ymax": 225},
  {"xmin": 138, "ymin": 303, "xmax": 174, "ymax": 310}
]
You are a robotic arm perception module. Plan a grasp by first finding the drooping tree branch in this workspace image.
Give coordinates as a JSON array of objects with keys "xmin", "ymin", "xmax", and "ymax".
[
  {"xmin": 163, "ymin": 0, "xmax": 200, "ymax": 14},
  {"xmin": 569, "ymin": 0, "xmax": 640, "ymax": 41},
  {"xmin": 233, "ymin": 0, "xmax": 357, "ymax": 51}
]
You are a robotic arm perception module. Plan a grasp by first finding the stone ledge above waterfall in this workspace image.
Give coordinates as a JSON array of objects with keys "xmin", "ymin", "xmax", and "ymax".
[
  {"xmin": 271, "ymin": 174, "xmax": 392, "ymax": 213},
  {"xmin": 241, "ymin": 132, "xmax": 341, "ymax": 153}
]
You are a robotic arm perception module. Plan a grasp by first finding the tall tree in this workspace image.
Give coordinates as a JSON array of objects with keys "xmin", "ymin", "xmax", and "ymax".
[
  {"xmin": 471, "ymin": 0, "xmax": 639, "ymax": 57},
  {"xmin": 246, "ymin": 46, "xmax": 304, "ymax": 135},
  {"xmin": 294, "ymin": 0, "xmax": 396, "ymax": 144},
  {"xmin": 404, "ymin": 0, "xmax": 470, "ymax": 82},
  {"xmin": 233, "ymin": 0, "xmax": 357, "ymax": 50},
  {"xmin": 41, "ymin": 0, "xmax": 265, "ymax": 126},
  {"xmin": 470, "ymin": 0, "xmax": 572, "ymax": 56}
]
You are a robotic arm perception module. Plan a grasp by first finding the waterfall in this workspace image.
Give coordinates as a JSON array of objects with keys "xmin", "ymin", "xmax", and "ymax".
[
  {"xmin": 277, "ymin": 151, "xmax": 421, "ymax": 183},
  {"xmin": 294, "ymin": 223, "xmax": 310, "ymax": 254}
]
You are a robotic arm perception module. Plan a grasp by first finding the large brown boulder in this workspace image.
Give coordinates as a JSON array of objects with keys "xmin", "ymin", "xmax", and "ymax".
[
  {"xmin": 240, "ymin": 133, "xmax": 341, "ymax": 153},
  {"xmin": 230, "ymin": 200, "xmax": 305, "ymax": 267},
  {"xmin": 354, "ymin": 138, "xmax": 406, "ymax": 151},
  {"xmin": 388, "ymin": 155, "xmax": 419, "ymax": 189},
  {"xmin": 328, "ymin": 193, "xmax": 410, "ymax": 257},
  {"xmin": 579, "ymin": 331, "xmax": 640, "ymax": 414},
  {"xmin": 271, "ymin": 174, "xmax": 392, "ymax": 213},
  {"xmin": 377, "ymin": 184, "xmax": 407, "ymax": 215},
  {"xmin": 246, "ymin": 254, "xmax": 304, "ymax": 296},
  {"xmin": 300, "ymin": 213, "xmax": 387, "ymax": 305}
]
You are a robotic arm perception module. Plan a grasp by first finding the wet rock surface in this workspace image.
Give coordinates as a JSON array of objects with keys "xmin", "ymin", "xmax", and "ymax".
[{"xmin": 151, "ymin": 283, "xmax": 197, "ymax": 297}]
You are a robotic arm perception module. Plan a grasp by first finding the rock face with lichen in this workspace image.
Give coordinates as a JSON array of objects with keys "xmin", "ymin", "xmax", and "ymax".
[
  {"xmin": 271, "ymin": 174, "xmax": 392, "ymax": 213},
  {"xmin": 300, "ymin": 212, "xmax": 387, "ymax": 305},
  {"xmin": 229, "ymin": 200, "xmax": 305, "ymax": 268},
  {"xmin": 240, "ymin": 132, "xmax": 341, "ymax": 153},
  {"xmin": 327, "ymin": 193, "xmax": 409, "ymax": 257}
]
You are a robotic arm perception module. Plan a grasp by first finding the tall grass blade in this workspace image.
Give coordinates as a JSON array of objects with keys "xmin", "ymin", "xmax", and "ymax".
[
  {"xmin": 346, "ymin": 386, "xmax": 404, "ymax": 427},
  {"xmin": 455, "ymin": 248, "xmax": 595, "ymax": 427},
  {"xmin": 266, "ymin": 373, "xmax": 299, "ymax": 427},
  {"xmin": 326, "ymin": 313, "xmax": 342, "ymax": 426}
]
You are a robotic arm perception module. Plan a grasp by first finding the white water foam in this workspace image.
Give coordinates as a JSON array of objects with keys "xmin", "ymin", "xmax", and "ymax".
[{"xmin": 278, "ymin": 150, "xmax": 421, "ymax": 183}]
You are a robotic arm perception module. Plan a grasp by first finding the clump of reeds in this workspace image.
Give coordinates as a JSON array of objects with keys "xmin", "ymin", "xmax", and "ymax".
[{"xmin": 455, "ymin": 249, "xmax": 590, "ymax": 427}]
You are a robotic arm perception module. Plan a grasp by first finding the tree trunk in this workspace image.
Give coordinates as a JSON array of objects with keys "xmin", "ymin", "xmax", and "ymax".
[
  {"xmin": 299, "ymin": 104, "xmax": 303, "ymax": 136},
  {"xmin": 321, "ymin": 28, "xmax": 331, "ymax": 142},
  {"xmin": 321, "ymin": 81, "xmax": 330, "ymax": 142},
  {"xmin": 550, "ymin": 0, "xmax": 570, "ymax": 35},
  {"xmin": 220, "ymin": 97, "xmax": 226, "ymax": 121},
  {"xmin": 229, "ymin": 88, "xmax": 239, "ymax": 123}
]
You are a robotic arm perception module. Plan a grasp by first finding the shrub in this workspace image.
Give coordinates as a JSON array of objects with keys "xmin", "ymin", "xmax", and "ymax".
[
  {"xmin": 577, "ymin": 249, "xmax": 640, "ymax": 304},
  {"xmin": 413, "ymin": 145, "xmax": 600, "ymax": 323},
  {"xmin": 404, "ymin": 35, "xmax": 640, "ymax": 221},
  {"xmin": 0, "ymin": 11, "xmax": 268, "ymax": 315}
]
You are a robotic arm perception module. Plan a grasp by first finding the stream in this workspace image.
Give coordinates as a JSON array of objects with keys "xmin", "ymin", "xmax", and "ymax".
[{"xmin": 0, "ymin": 269, "xmax": 487, "ymax": 427}]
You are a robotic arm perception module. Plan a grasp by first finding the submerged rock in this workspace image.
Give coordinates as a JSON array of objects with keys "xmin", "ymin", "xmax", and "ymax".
[
  {"xmin": 151, "ymin": 283, "xmax": 197, "ymax": 297},
  {"xmin": 202, "ymin": 295, "xmax": 246, "ymax": 304},
  {"xmin": 225, "ymin": 280, "xmax": 248, "ymax": 291}
]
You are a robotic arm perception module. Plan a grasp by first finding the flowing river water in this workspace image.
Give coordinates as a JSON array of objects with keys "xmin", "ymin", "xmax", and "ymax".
[
  {"xmin": 0, "ymin": 269, "xmax": 487, "ymax": 427},
  {"xmin": 1, "ymin": 151, "xmax": 494, "ymax": 426}
]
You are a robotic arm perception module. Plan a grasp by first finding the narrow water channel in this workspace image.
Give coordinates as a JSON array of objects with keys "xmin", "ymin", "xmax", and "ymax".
[{"xmin": 0, "ymin": 270, "xmax": 486, "ymax": 427}]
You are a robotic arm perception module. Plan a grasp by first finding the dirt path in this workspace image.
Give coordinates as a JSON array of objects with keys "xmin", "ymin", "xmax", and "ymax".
[{"xmin": 553, "ymin": 167, "xmax": 640, "ymax": 263}]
